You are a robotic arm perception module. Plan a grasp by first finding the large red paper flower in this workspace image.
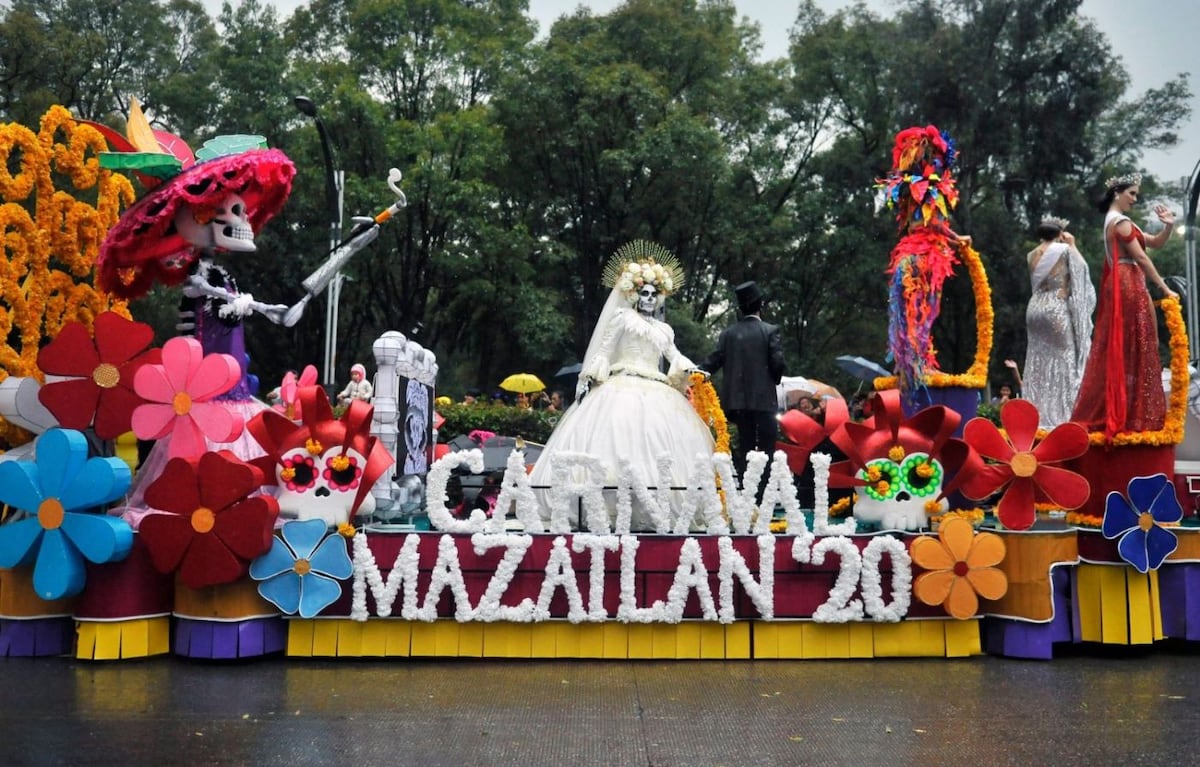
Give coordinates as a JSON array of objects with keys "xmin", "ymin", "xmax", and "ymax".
[
  {"xmin": 131, "ymin": 336, "xmax": 243, "ymax": 459},
  {"xmin": 960, "ymin": 399, "xmax": 1090, "ymax": 530},
  {"xmin": 777, "ymin": 398, "xmax": 849, "ymax": 474},
  {"xmin": 36, "ymin": 312, "xmax": 161, "ymax": 439},
  {"xmin": 139, "ymin": 450, "xmax": 279, "ymax": 589}
]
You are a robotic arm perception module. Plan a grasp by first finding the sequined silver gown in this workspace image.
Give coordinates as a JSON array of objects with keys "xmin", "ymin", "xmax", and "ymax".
[{"xmin": 1023, "ymin": 243, "xmax": 1096, "ymax": 429}]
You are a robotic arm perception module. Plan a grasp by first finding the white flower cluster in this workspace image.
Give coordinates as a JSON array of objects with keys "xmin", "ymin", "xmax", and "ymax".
[{"xmin": 616, "ymin": 260, "xmax": 675, "ymax": 301}]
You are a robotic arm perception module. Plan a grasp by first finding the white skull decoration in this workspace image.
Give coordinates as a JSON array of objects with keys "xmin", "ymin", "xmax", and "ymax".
[
  {"xmin": 174, "ymin": 193, "xmax": 256, "ymax": 252},
  {"xmin": 637, "ymin": 284, "xmax": 659, "ymax": 315},
  {"xmin": 248, "ymin": 386, "xmax": 395, "ymax": 529},
  {"xmin": 853, "ymin": 450, "xmax": 948, "ymax": 530}
]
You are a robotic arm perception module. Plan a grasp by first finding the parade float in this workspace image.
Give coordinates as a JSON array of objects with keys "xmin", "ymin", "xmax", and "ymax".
[{"xmin": 0, "ymin": 108, "xmax": 1196, "ymax": 663}]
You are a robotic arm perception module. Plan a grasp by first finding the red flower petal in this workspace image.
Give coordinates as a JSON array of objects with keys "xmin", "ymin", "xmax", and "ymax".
[
  {"xmin": 144, "ymin": 457, "xmax": 201, "ymax": 515},
  {"xmin": 179, "ymin": 533, "xmax": 245, "ymax": 589},
  {"xmin": 963, "ymin": 417, "xmax": 1015, "ymax": 463},
  {"xmin": 138, "ymin": 513, "xmax": 195, "ymax": 574},
  {"xmin": 1032, "ymin": 422, "xmax": 1090, "ymax": 463},
  {"xmin": 196, "ymin": 452, "xmax": 260, "ymax": 512},
  {"xmin": 94, "ymin": 312, "xmax": 154, "ymax": 365},
  {"xmin": 38, "ymin": 378, "xmax": 101, "ymax": 430},
  {"xmin": 996, "ymin": 477, "xmax": 1037, "ymax": 531},
  {"xmin": 36, "ymin": 322, "xmax": 99, "ymax": 376},
  {"xmin": 1032, "ymin": 464, "xmax": 1092, "ymax": 510},
  {"xmin": 188, "ymin": 353, "xmax": 242, "ymax": 401},
  {"xmin": 161, "ymin": 337, "xmax": 202, "ymax": 392},
  {"xmin": 213, "ymin": 496, "xmax": 279, "ymax": 560},
  {"xmin": 999, "ymin": 399, "xmax": 1039, "ymax": 452},
  {"xmin": 92, "ymin": 385, "xmax": 144, "ymax": 440},
  {"xmin": 960, "ymin": 463, "xmax": 1013, "ymax": 501}
]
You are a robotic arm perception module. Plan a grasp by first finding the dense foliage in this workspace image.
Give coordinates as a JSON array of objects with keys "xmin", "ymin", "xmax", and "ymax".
[{"xmin": 1, "ymin": 0, "xmax": 1190, "ymax": 401}]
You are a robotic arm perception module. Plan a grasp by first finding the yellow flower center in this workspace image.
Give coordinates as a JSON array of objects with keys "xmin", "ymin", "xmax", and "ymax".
[
  {"xmin": 280, "ymin": 467, "xmax": 296, "ymax": 482},
  {"xmin": 172, "ymin": 391, "xmax": 192, "ymax": 415},
  {"xmin": 191, "ymin": 506, "xmax": 215, "ymax": 534},
  {"xmin": 337, "ymin": 522, "xmax": 356, "ymax": 538},
  {"xmin": 1011, "ymin": 451, "xmax": 1038, "ymax": 478},
  {"xmin": 38, "ymin": 498, "xmax": 65, "ymax": 530},
  {"xmin": 306, "ymin": 438, "xmax": 323, "ymax": 455},
  {"xmin": 1138, "ymin": 512, "xmax": 1155, "ymax": 533},
  {"xmin": 294, "ymin": 558, "xmax": 312, "ymax": 576},
  {"xmin": 330, "ymin": 455, "xmax": 350, "ymax": 471},
  {"xmin": 92, "ymin": 362, "xmax": 120, "ymax": 389},
  {"xmin": 888, "ymin": 445, "xmax": 905, "ymax": 462}
]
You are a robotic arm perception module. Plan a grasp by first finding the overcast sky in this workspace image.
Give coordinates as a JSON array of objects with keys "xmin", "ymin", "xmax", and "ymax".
[{"xmin": 204, "ymin": 0, "xmax": 1197, "ymax": 183}]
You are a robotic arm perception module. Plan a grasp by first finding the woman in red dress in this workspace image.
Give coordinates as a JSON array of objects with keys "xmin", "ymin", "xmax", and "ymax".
[{"xmin": 1071, "ymin": 173, "xmax": 1178, "ymax": 439}]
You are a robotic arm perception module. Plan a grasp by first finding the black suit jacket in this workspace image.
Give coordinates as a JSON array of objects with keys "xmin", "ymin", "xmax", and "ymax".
[{"xmin": 703, "ymin": 316, "xmax": 785, "ymax": 412}]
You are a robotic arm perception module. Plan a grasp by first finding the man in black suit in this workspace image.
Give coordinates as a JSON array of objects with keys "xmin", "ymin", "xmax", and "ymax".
[{"xmin": 702, "ymin": 281, "xmax": 786, "ymax": 477}]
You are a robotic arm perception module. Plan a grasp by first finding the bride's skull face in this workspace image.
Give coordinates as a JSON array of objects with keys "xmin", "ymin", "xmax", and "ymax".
[{"xmin": 637, "ymin": 284, "xmax": 658, "ymax": 315}]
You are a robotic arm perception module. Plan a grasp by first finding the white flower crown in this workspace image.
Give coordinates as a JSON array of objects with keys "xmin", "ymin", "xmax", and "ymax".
[
  {"xmin": 602, "ymin": 240, "xmax": 686, "ymax": 303},
  {"xmin": 1039, "ymin": 215, "xmax": 1070, "ymax": 231}
]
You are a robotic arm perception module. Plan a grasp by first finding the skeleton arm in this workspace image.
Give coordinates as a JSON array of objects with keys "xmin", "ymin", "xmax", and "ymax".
[{"xmin": 182, "ymin": 264, "xmax": 292, "ymax": 324}]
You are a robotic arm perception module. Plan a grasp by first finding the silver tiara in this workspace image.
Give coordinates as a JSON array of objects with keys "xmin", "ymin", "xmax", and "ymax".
[
  {"xmin": 1039, "ymin": 215, "xmax": 1070, "ymax": 230},
  {"xmin": 1104, "ymin": 172, "xmax": 1142, "ymax": 191}
]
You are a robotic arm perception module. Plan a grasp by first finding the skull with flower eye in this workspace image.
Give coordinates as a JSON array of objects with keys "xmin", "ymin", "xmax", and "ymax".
[
  {"xmin": 828, "ymin": 390, "xmax": 974, "ymax": 530},
  {"xmin": 247, "ymin": 386, "xmax": 395, "ymax": 528}
]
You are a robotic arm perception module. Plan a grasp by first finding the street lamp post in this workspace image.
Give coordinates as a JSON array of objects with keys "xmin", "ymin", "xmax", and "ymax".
[{"xmin": 293, "ymin": 96, "xmax": 345, "ymax": 388}]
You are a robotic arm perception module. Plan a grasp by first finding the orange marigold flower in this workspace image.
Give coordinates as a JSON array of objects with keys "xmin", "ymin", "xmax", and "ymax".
[{"xmin": 911, "ymin": 516, "xmax": 1007, "ymax": 619}]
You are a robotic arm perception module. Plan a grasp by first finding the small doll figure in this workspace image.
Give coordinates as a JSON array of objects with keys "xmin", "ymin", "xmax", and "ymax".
[{"xmin": 338, "ymin": 363, "xmax": 374, "ymax": 404}]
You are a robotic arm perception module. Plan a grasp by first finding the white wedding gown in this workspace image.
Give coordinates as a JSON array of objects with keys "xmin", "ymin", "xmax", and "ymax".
[{"xmin": 530, "ymin": 306, "xmax": 715, "ymax": 531}]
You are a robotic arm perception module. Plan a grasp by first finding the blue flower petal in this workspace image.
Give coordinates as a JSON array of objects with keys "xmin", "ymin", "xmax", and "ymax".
[
  {"xmin": 1144, "ymin": 524, "xmax": 1179, "ymax": 571},
  {"xmin": 59, "ymin": 457, "xmax": 131, "ymax": 510},
  {"xmin": 0, "ymin": 518, "xmax": 45, "ymax": 568},
  {"xmin": 249, "ymin": 537, "xmax": 299, "ymax": 580},
  {"xmin": 279, "ymin": 519, "xmax": 328, "ymax": 560},
  {"xmin": 1126, "ymin": 474, "xmax": 1178, "ymax": 520},
  {"xmin": 0, "ymin": 461, "xmax": 45, "ymax": 512},
  {"xmin": 30, "ymin": 529, "xmax": 87, "ymax": 599},
  {"xmin": 60, "ymin": 512, "xmax": 133, "ymax": 564},
  {"xmin": 297, "ymin": 573, "xmax": 343, "ymax": 619},
  {"xmin": 34, "ymin": 429, "xmax": 88, "ymax": 499},
  {"xmin": 308, "ymin": 535, "xmax": 352, "ymax": 580},
  {"xmin": 257, "ymin": 571, "xmax": 302, "ymax": 614},
  {"xmin": 1102, "ymin": 490, "xmax": 1139, "ymax": 539},
  {"xmin": 1117, "ymin": 529, "xmax": 1151, "ymax": 574},
  {"xmin": 1142, "ymin": 475, "xmax": 1184, "ymax": 525}
]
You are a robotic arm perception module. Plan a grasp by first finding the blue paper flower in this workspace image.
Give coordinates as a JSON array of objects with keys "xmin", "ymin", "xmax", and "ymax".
[
  {"xmin": 249, "ymin": 519, "xmax": 352, "ymax": 618},
  {"xmin": 1102, "ymin": 473, "xmax": 1183, "ymax": 573},
  {"xmin": 0, "ymin": 428, "xmax": 133, "ymax": 599}
]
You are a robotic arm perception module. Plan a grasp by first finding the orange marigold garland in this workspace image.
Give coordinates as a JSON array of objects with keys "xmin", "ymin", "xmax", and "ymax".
[
  {"xmin": 689, "ymin": 372, "xmax": 730, "ymax": 454},
  {"xmin": 0, "ymin": 106, "xmax": 130, "ymax": 447}
]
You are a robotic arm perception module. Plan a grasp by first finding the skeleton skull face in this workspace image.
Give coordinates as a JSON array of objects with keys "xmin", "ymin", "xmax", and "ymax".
[
  {"xmin": 853, "ymin": 451, "xmax": 946, "ymax": 530},
  {"xmin": 276, "ymin": 441, "xmax": 377, "ymax": 527},
  {"xmin": 174, "ymin": 193, "xmax": 256, "ymax": 252},
  {"xmin": 637, "ymin": 284, "xmax": 659, "ymax": 315}
]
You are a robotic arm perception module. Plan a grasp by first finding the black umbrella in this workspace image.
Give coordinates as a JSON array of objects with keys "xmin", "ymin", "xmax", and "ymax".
[{"xmin": 835, "ymin": 355, "xmax": 891, "ymax": 382}]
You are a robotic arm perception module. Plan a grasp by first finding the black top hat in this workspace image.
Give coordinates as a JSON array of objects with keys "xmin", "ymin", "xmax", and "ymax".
[{"xmin": 734, "ymin": 281, "xmax": 766, "ymax": 314}]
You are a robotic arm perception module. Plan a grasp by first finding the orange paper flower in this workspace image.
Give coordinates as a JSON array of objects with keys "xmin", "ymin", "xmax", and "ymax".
[{"xmin": 911, "ymin": 516, "xmax": 1007, "ymax": 619}]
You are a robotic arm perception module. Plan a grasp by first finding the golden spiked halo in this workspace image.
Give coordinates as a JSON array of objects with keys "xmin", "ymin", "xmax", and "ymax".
[{"xmin": 601, "ymin": 240, "xmax": 686, "ymax": 302}]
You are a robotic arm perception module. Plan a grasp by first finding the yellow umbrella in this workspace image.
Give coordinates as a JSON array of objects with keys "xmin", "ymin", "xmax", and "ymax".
[{"xmin": 499, "ymin": 373, "xmax": 546, "ymax": 393}]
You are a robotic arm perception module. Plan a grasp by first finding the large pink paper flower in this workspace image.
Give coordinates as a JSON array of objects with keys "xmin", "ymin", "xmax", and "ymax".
[
  {"xmin": 131, "ymin": 336, "xmax": 243, "ymax": 459},
  {"xmin": 36, "ymin": 312, "xmax": 161, "ymax": 439},
  {"xmin": 960, "ymin": 399, "xmax": 1090, "ymax": 530},
  {"xmin": 272, "ymin": 364, "xmax": 318, "ymax": 421}
]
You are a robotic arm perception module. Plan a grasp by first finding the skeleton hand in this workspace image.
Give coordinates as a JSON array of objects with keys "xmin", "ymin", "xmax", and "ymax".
[
  {"xmin": 218, "ymin": 293, "xmax": 257, "ymax": 319},
  {"xmin": 575, "ymin": 377, "xmax": 592, "ymax": 402}
]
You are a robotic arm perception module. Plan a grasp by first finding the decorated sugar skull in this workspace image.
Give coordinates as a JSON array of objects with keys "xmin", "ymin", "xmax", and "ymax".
[
  {"xmin": 173, "ymin": 193, "xmax": 257, "ymax": 253},
  {"xmin": 829, "ymin": 390, "xmax": 972, "ymax": 530},
  {"xmin": 247, "ymin": 386, "xmax": 394, "ymax": 527}
]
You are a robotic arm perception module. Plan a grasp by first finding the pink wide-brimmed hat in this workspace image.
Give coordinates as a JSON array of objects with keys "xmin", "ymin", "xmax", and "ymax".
[
  {"xmin": 97, "ymin": 148, "xmax": 294, "ymax": 299},
  {"xmin": 93, "ymin": 104, "xmax": 295, "ymax": 299}
]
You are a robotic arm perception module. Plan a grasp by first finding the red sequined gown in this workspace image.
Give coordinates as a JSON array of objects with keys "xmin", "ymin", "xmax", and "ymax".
[{"xmin": 1070, "ymin": 212, "xmax": 1165, "ymax": 437}]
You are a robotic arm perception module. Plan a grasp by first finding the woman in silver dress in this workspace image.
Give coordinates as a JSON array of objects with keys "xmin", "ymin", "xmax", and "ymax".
[{"xmin": 1022, "ymin": 217, "xmax": 1096, "ymax": 429}]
